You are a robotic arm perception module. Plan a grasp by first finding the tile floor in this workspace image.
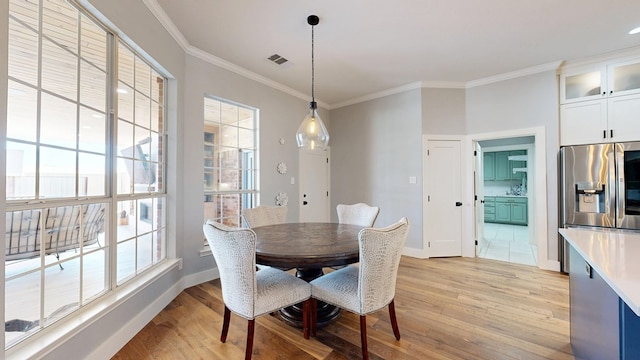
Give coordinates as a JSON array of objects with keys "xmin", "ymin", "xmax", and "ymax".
[{"xmin": 478, "ymin": 222, "xmax": 537, "ymax": 266}]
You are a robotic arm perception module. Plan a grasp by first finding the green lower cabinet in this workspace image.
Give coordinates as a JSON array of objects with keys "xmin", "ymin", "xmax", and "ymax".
[
  {"xmin": 511, "ymin": 203, "xmax": 527, "ymax": 225},
  {"xmin": 485, "ymin": 197, "xmax": 528, "ymax": 225},
  {"xmin": 484, "ymin": 197, "xmax": 496, "ymax": 222},
  {"xmin": 495, "ymin": 203, "xmax": 511, "ymax": 222}
]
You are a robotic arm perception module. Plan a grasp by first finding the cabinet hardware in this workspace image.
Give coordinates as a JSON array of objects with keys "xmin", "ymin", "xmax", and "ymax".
[
  {"xmin": 603, "ymin": 130, "xmax": 607, "ymax": 138},
  {"xmin": 610, "ymin": 129, "xmax": 614, "ymax": 138},
  {"xmin": 455, "ymin": 201, "xmax": 462, "ymax": 206},
  {"xmin": 585, "ymin": 262, "xmax": 592, "ymax": 279}
]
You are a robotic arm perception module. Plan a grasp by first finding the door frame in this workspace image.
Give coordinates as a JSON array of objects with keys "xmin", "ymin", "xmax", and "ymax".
[
  {"xmin": 422, "ymin": 135, "xmax": 467, "ymax": 258},
  {"xmin": 467, "ymin": 126, "xmax": 550, "ymax": 269}
]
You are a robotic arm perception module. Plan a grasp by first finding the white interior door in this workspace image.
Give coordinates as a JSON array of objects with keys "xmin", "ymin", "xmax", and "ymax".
[
  {"xmin": 424, "ymin": 139, "xmax": 463, "ymax": 257},
  {"xmin": 299, "ymin": 149, "xmax": 330, "ymax": 222}
]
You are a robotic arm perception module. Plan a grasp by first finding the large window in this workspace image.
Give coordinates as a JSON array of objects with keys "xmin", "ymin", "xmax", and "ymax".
[
  {"xmin": 203, "ymin": 97, "xmax": 257, "ymax": 227},
  {"xmin": 5, "ymin": 0, "xmax": 167, "ymax": 348}
]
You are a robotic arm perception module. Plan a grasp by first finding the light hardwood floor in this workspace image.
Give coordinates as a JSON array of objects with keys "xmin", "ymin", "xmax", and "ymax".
[{"xmin": 112, "ymin": 257, "xmax": 574, "ymax": 360}]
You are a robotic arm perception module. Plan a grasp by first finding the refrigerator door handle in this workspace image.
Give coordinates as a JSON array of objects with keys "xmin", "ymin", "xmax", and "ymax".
[{"xmin": 615, "ymin": 143, "xmax": 625, "ymax": 228}]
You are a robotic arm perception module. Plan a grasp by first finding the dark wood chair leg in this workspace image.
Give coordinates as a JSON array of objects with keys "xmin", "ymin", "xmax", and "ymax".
[
  {"xmin": 303, "ymin": 299, "xmax": 310, "ymax": 339},
  {"xmin": 221, "ymin": 306, "xmax": 231, "ymax": 342},
  {"xmin": 360, "ymin": 315, "xmax": 369, "ymax": 360},
  {"xmin": 388, "ymin": 299, "xmax": 401, "ymax": 340},
  {"xmin": 311, "ymin": 298, "xmax": 318, "ymax": 337},
  {"xmin": 245, "ymin": 319, "xmax": 255, "ymax": 360}
]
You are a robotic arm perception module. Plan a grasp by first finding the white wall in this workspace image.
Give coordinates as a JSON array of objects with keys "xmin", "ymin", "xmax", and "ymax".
[
  {"xmin": 329, "ymin": 89, "xmax": 423, "ymax": 249},
  {"xmin": 466, "ymin": 71, "xmax": 560, "ymax": 264}
]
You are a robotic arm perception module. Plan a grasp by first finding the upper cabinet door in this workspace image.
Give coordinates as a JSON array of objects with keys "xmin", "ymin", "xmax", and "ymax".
[
  {"xmin": 561, "ymin": 65, "xmax": 606, "ymax": 104},
  {"xmin": 494, "ymin": 152, "xmax": 510, "ymax": 181},
  {"xmin": 561, "ymin": 58, "xmax": 640, "ymax": 104},
  {"xmin": 483, "ymin": 152, "xmax": 495, "ymax": 181},
  {"xmin": 608, "ymin": 93, "xmax": 640, "ymax": 143},
  {"xmin": 560, "ymin": 100, "xmax": 608, "ymax": 145},
  {"xmin": 608, "ymin": 59, "xmax": 640, "ymax": 97}
]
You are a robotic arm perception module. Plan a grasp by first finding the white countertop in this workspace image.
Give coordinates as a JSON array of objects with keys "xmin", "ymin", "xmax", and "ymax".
[{"xmin": 559, "ymin": 228, "xmax": 640, "ymax": 316}]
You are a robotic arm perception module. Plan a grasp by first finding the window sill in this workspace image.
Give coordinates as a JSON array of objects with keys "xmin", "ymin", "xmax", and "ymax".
[
  {"xmin": 199, "ymin": 244, "xmax": 212, "ymax": 257},
  {"xmin": 5, "ymin": 258, "xmax": 181, "ymax": 360}
]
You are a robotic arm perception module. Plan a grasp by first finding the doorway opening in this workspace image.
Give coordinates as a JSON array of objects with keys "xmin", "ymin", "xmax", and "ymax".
[{"xmin": 476, "ymin": 137, "xmax": 535, "ymax": 266}]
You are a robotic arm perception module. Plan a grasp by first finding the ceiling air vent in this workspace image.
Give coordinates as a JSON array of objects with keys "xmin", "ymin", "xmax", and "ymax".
[{"xmin": 268, "ymin": 54, "xmax": 289, "ymax": 65}]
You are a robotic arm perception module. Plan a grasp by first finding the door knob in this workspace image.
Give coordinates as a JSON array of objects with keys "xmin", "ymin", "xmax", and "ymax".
[{"xmin": 455, "ymin": 202, "xmax": 462, "ymax": 206}]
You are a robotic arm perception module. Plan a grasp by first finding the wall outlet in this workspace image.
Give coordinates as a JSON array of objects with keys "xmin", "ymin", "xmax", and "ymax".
[
  {"xmin": 409, "ymin": 176, "xmax": 417, "ymax": 184},
  {"xmin": 291, "ymin": 177, "xmax": 295, "ymax": 185}
]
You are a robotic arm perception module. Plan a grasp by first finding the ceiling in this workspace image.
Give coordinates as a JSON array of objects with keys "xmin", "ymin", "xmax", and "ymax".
[{"xmin": 149, "ymin": 0, "xmax": 640, "ymax": 108}]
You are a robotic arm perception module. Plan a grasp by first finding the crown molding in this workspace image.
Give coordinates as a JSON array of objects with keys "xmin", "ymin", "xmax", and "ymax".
[
  {"xmin": 560, "ymin": 45, "xmax": 640, "ymax": 71},
  {"xmin": 186, "ymin": 46, "xmax": 329, "ymax": 109},
  {"xmin": 329, "ymin": 81, "xmax": 465, "ymax": 110},
  {"xmin": 142, "ymin": 0, "xmax": 190, "ymax": 51},
  {"xmin": 142, "ymin": 0, "xmax": 564, "ymax": 108},
  {"xmin": 142, "ymin": 0, "xmax": 328, "ymax": 109},
  {"xmin": 466, "ymin": 61, "xmax": 563, "ymax": 88}
]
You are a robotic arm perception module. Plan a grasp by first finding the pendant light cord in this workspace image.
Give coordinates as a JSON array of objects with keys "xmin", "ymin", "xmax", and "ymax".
[{"xmin": 311, "ymin": 23, "xmax": 315, "ymax": 104}]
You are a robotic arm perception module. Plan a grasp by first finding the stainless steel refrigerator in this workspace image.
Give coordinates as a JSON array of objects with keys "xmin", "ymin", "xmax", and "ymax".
[{"xmin": 559, "ymin": 142, "xmax": 640, "ymax": 271}]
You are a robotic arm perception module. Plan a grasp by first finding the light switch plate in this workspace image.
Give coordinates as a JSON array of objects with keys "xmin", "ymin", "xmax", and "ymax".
[{"xmin": 409, "ymin": 176, "xmax": 417, "ymax": 184}]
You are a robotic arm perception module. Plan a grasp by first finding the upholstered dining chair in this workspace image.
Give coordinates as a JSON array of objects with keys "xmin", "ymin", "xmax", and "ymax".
[
  {"xmin": 336, "ymin": 203, "xmax": 380, "ymax": 227},
  {"xmin": 203, "ymin": 220, "xmax": 311, "ymax": 360},
  {"xmin": 242, "ymin": 205, "xmax": 288, "ymax": 228},
  {"xmin": 310, "ymin": 217, "xmax": 409, "ymax": 360}
]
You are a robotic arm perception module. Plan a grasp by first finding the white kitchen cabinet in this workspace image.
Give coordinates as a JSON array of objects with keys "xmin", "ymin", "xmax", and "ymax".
[
  {"xmin": 608, "ymin": 93, "xmax": 640, "ymax": 143},
  {"xmin": 560, "ymin": 99, "xmax": 607, "ymax": 145},
  {"xmin": 561, "ymin": 65, "xmax": 606, "ymax": 104},
  {"xmin": 561, "ymin": 58, "xmax": 640, "ymax": 104},
  {"xmin": 560, "ymin": 57, "xmax": 640, "ymax": 145},
  {"xmin": 560, "ymin": 94, "xmax": 640, "ymax": 145}
]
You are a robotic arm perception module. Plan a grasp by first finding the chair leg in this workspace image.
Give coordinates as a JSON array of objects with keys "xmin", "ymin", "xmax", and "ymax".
[
  {"xmin": 311, "ymin": 298, "xmax": 318, "ymax": 337},
  {"xmin": 388, "ymin": 299, "xmax": 401, "ymax": 340},
  {"xmin": 221, "ymin": 305, "xmax": 231, "ymax": 342},
  {"xmin": 245, "ymin": 319, "xmax": 255, "ymax": 360},
  {"xmin": 360, "ymin": 315, "xmax": 369, "ymax": 360},
  {"xmin": 303, "ymin": 299, "xmax": 310, "ymax": 339}
]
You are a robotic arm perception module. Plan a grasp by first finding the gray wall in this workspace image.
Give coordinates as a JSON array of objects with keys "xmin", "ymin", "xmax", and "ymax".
[
  {"xmin": 329, "ymin": 89, "xmax": 423, "ymax": 249},
  {"xmin": 9, "ymin": 0, "xmax": 324, "ymax": 358},
  {"xmin": 466, "ymin": 71, "xmax": 560, "ymax": 262},
  {"xmin": 422, "ymin": 88, "xmax": 466, "ymax": 134},
  {"xmin": 181, "ymin": 54, "xmax": 321, "ymax": 276},
  {"xmin": 1, "ymin": 0, "xmax": 563, "ymax": 356}
]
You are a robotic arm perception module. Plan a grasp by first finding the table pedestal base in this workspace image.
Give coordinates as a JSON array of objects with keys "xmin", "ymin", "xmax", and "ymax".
[{"xmin": 278, "ymin": 267, "xmax": 342, "ymax": 328}]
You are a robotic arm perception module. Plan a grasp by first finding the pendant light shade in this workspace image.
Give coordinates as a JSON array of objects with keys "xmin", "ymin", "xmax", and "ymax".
[
  {"xmin": 296, "ymin": 101, "xmax": 329, "ymax": 150},
  {"xmin": 296, "ymin": 15, "xmax": 330, "ymax": 150}
]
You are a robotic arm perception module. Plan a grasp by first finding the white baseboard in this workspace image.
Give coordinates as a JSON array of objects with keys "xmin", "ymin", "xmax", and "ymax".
[
  {"xmin": 182, "ymin": 267, "xmax": 220, "ymax": 289},
  {"xmin": 402, "ymin": 246, "xmax": 428, "ymax": 258}
]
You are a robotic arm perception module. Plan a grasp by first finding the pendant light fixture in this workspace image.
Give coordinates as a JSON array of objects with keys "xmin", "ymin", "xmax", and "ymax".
[{"xmin": 296, "ymin": 15, "xmax": 330, "ymax": 150}]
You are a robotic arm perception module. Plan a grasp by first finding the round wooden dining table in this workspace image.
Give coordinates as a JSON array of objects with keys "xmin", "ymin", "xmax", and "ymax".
[{"xmin": 252, "ymin": 222, "xmax": 364, "ymax": 327}]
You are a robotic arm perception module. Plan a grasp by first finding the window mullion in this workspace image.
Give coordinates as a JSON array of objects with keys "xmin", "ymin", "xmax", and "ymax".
[{"xmin": 108, "ymin": 33, "xmax": 118, "ymax": 292}]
